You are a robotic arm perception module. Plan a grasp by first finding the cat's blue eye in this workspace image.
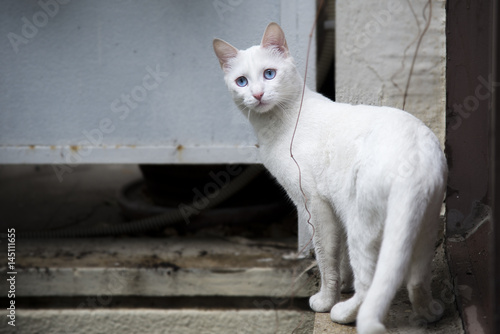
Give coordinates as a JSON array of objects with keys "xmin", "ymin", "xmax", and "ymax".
[
  {"xmin": 235, "ymin": 76, "xmax": 248, "ymax": 87},
  {"xmin": 264, "ymin": 69, "xmax": 276, "ymax": 80}
]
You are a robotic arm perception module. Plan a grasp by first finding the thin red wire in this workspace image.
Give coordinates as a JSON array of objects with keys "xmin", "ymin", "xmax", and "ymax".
[
  {"xmin": 289, "ymin": 3, "xmax": 326, "ymax": 333},
  {"xmin": 290, "ymin": 0, "xmax": 325, "ymax": 257}
]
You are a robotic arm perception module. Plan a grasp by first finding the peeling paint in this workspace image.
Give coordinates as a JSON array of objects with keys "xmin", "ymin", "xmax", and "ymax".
[
  {"xmin": 176, "ymin": 144, "xmax": 184, "ymax": 162},
  {"xmin": 0, "ymin": 145, "xmax": 261, "ymax": 164}
]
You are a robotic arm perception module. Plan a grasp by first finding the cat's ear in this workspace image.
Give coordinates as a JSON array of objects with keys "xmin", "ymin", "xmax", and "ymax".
[
  {"xmin": 261, "ymin": 22, "xmax": 289, "ymax": 57},
  {"xmin": 213, "ymin": 38, "xmax": 239, "ymax": 72}
]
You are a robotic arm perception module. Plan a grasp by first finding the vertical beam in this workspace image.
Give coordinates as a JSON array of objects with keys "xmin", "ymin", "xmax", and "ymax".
[
  {"xmin": 446, "ymin": 0, "xmax": 493, "ymax": 332},
  {"xmin": 490, "ymin": 0, "xmax": 500, "ymax": 332},
  {"xmin": 445, "ymin": 0, "xmax": 491, "ymax": 236}
]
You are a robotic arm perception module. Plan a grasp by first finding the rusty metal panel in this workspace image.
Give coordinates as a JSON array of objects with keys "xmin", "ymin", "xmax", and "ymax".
[{"xmin": 0, "ymin": 0, "xmax": 315, "ymax": 165}]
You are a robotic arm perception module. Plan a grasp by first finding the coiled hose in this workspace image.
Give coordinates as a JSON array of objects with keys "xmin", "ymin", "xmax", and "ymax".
[{"xmin": 18, "ymin": 164, "xmax": 265, "ymax": 238}]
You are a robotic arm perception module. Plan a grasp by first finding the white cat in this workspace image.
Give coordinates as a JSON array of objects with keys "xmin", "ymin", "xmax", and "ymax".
[{"xmin": 213, "ymin": 23, "xmax": 447, "ymax": 334}]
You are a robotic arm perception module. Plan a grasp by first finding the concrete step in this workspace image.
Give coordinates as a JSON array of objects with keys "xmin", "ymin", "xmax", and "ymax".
[
  {"xmin": 0, "ymin": 237, "xmax": 316, "ymax": 333},
  {"xmin": 0, "ymin": 237, "xmax": 464, "ymax": 333},
  {"xmin": 2, "ymin": 237, "xmax": 315, "ymax": 298},
  {"xmin": 1, "ymin": 309, "xmax": 314, "ymax": 334}
]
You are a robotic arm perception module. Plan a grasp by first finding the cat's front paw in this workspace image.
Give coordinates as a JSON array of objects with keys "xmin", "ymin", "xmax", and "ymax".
[
  {"xmin": 330, "ymin": 297, "xmax": 361, "ymax": 324},
  {"xmin": 356, "ymin": 322, "xmax": 387, "ymax": 334},
  {"xmin": 309, "ymin": 291, "xmax": 337, "ymax": 313}
]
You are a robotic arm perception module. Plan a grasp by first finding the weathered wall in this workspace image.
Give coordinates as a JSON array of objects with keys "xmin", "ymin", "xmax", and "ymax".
[{"xmin": 335, "ymin": 0, "xmax": 446, "ymax": 146}]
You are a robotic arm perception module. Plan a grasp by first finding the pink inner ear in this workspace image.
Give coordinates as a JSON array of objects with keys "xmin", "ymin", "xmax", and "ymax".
[
  {"xmin": 261, "ymin": 23, "xmax": 288, "ymax": 55},
  {"xmin": 267, "ymin": 44, "xmax": 286, "ymax": 55},
  {"xmin": 263, "ymin": 38, "xmax": 283, "ymax": 50},
  {"xmin": 213, "ymin": 39, "xmax": 238, "ymax": 70}
]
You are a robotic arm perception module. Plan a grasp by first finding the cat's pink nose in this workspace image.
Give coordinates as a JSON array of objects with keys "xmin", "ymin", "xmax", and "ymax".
[{"xmin": 253, "ymin": 92, "xmax": 264, "ymax": 101}]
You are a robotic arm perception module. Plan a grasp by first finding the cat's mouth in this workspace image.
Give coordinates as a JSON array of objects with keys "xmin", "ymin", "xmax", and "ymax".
[
  {"xmin": 243, "ymin": 98, "xmax": 274, "ymax": 113},
  {"xmin": 253, "ymin": 100, "xmax": 273, "ymax": 112},
  {"xmin": 254, "ymin": 98, "xmax": 272, "ymax": 107}
]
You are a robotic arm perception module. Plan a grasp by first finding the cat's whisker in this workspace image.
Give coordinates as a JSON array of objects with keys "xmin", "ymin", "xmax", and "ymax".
[
  {"xmin": 276, "ymin": 102, "xmax": 286, "ymax": 112},
  {"xmin": 276, "ymin": 101, "xmax": 292, "ymax": 113},
  {"xmin": 276, "ymin": 97, "xmax": 298, "ymax": 107},
  {"xmin": 236, "ymin": 102, "xmax": 251, "ymax": 114}
]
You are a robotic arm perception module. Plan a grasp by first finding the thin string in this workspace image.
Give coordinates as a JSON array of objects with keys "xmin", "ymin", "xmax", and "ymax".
[
  {"xmin": 290, "ymin": 0, "xmax": 325, "ymax": 257},
  {"xmin": 289, "ymin": 3, "xmax": 325, "ymax": 333}
]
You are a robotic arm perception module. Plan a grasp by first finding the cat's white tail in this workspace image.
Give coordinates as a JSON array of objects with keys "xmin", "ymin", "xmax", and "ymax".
[{"xmin": 356, "ymin": 179, "xmax": 444, "ymax": 334}]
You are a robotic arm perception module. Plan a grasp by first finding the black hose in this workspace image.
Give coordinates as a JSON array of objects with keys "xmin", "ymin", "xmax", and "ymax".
[{"xmin": 16, "ymin": 164, "xmax": 265, "ymax": 238}]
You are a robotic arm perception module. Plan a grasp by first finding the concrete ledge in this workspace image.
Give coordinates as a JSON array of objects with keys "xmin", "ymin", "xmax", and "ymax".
[
  {"xmin": 0, "ymin": 309, "xmax": 314, "ymax": 334},
  {"xmin": 0, "ymin": 237, "xmax": 316, "ymax": 333},
  {"xmin": 1, "ymin": 237, "xmax": 316, "ymax": 298},
  {"xmin": 13, "ymin": 266, "xmax": 313, "ymax": 297}
]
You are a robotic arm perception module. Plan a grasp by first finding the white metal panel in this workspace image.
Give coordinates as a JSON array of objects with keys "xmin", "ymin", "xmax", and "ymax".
[{"xmin": 0, "ymin": 0, "xmax": 316, "ymax": 164}]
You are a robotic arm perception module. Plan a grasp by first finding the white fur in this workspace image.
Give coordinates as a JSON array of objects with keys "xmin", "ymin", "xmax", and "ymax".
[{"xmin": 214, "ymin": 23, "xmax": 447, "ymax": 333}]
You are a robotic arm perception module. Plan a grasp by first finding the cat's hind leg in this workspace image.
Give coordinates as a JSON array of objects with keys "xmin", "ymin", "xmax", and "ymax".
[
  {"xmin": 355, "ymin": 191, "xmax": 430, "ymax": 334},
  {"xmin": 308, "ymin": 198, "xmax": 343, "ymax": 313},
  {"xmin": 406, "ymin": 211, "xmax": 444, "ymax": 326},
  {"xmin": 330, "ymin": 214, "xmax": 379, "ymax": 324}
]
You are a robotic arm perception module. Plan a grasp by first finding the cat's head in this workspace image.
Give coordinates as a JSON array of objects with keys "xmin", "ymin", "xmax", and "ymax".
[{"xmin": 213, "ymin": 22, "xmax": 299, "ymax": 114}]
